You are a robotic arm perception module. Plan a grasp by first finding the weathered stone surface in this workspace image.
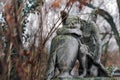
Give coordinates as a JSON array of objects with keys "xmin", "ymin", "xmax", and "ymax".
[
  {"xmin": 52, "ymin": 77, "xmax": 118, "ymax": 80},
  {"xmin": 46, "ymin": 15, "xmax": 108, "ymax": 80}
]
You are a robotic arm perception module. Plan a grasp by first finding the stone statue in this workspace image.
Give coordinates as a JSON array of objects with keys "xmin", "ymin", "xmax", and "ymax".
[
  {"xmin": 79, "ymin": 19, "xmax": 107, "ymax": 77},
  {"xmin": 45, "ymin": 12, "xmax": 108, "ymax": 80}
]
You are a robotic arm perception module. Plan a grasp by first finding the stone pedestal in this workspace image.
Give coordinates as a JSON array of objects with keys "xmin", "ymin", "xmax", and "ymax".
[{"xmin": 52, "ymin": 77, "xmax": 118, "ymax": 80}]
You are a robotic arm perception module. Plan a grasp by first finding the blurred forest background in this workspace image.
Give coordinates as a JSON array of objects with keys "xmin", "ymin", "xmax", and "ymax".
[{"xmin": 0, "ymin": 0, "xmax": 120, "ymax": 80}]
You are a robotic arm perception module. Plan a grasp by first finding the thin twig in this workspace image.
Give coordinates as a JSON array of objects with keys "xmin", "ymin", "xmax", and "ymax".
[
  {"xmin": 43, "ymin": 1, "xmax": 70, "ymax": 45},
  {"xmin": 43, "ymin": 2, "xmax": 74, "ymax": 46}
]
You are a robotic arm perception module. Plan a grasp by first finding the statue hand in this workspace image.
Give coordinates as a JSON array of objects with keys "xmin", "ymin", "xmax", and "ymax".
[{"xmin": 80, "ymin": 44, "xmax": 88, "ymax": 54}]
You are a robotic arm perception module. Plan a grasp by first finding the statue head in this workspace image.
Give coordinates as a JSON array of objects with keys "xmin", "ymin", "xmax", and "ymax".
[
  {"xmin": 65, "ymin": 16, "xmax": 81, "ymax": 29},
  {"xmin": 60, "ymin": 11, "xmax": 94, "ymax": 37},
  {"xmin": 60, "ymin": 11, "xmax": 82, "ymax": 29}
]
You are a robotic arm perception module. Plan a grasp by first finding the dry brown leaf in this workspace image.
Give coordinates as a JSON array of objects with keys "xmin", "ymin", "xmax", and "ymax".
[
  {"xmin": 79, "ymin": 0, "xmax": 87, "ymax": 10},
  {"xmin": 51, "ymin": 0, "xmax": 61, "ymax": 8},
  {"xmin": 23, "ymin": 67, "xmax": 28, "ymax": 74}
]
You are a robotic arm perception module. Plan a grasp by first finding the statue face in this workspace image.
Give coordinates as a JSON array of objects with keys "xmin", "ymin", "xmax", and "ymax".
[
  {"xmin": 65, "ymin": 16, "xmax": 81, "ymax": 29},
  {"xmin": 81, "ymin": 23, "xmax": 92, "ymax": 37}
]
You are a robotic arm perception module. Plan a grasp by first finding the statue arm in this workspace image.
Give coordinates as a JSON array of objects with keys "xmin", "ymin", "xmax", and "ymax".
[{"xmin": 91, "ymin": 22, "xmax": 102, "ymax": 62}]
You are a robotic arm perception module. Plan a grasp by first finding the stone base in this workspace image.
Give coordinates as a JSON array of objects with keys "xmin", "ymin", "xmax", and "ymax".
[{"xmin": 52, "ymin": 77, "xmax": 119, "ymax": 80}]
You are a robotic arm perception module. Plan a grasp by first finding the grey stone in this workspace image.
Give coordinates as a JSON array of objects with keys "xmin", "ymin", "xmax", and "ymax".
[{"xmin": 45, "ymin": 14, "xmax": 108, "ymax": 80}]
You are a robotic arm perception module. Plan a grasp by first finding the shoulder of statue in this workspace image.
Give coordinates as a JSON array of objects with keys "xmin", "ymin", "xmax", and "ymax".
[
  {"xmin": 88, "ymin": 21, "xmax": 99, "ymax": 33},
  {"xmin": 56, "ymin": 26, "xmax": 82, "ymax": 36}
]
